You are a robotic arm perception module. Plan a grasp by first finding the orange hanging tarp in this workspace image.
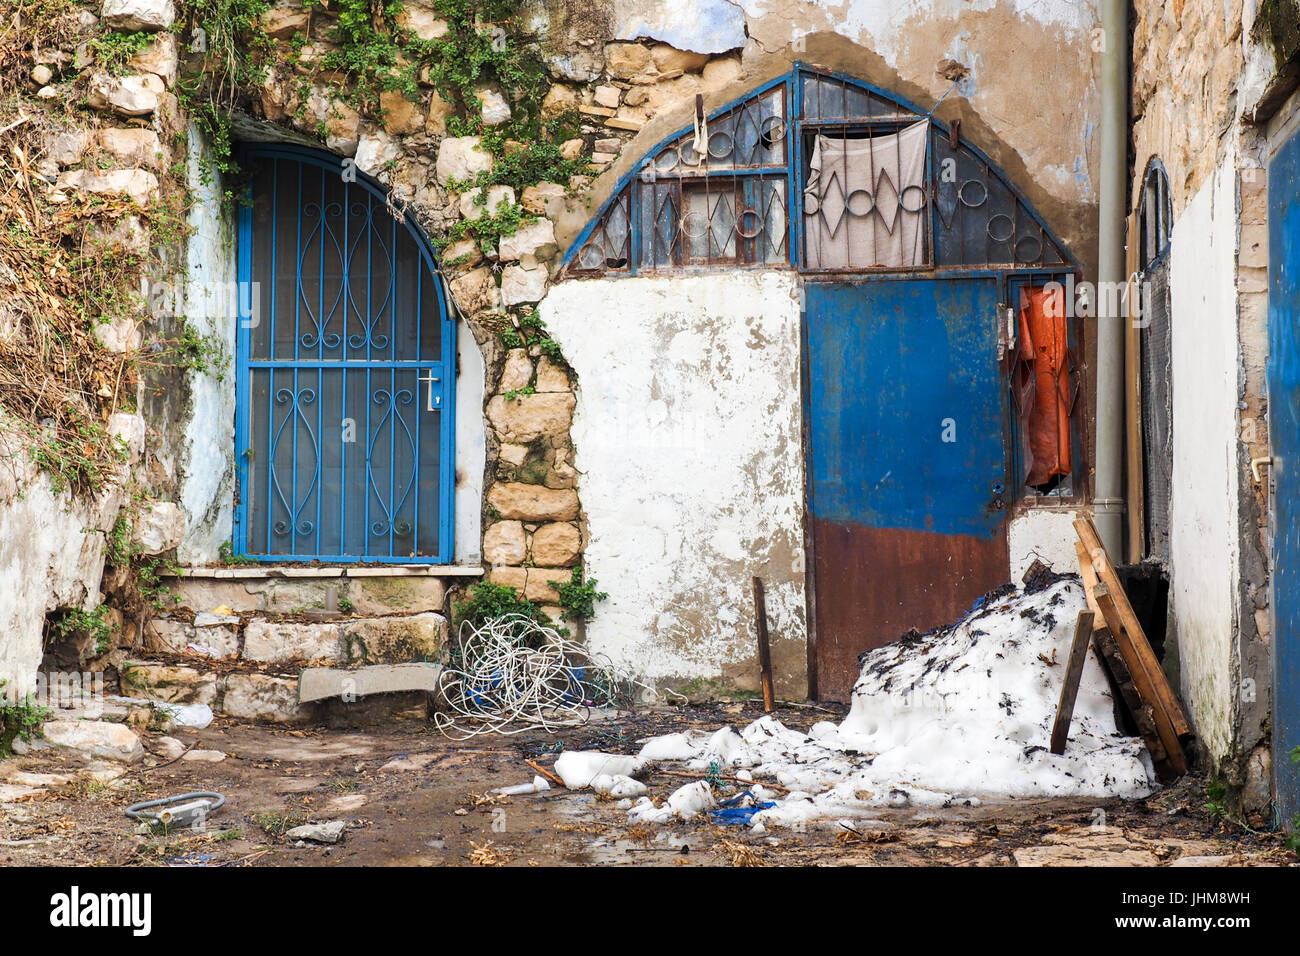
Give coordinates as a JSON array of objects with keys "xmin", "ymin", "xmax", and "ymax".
[{"xmin": 1017, "ymin": 284, "xmax": 1072, "ymax": 486}]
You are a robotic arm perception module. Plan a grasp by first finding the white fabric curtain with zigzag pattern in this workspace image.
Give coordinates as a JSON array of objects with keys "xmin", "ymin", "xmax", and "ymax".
[{"xmin": 803, "ymin": 120, "xmax": 929, "ymax": 270}]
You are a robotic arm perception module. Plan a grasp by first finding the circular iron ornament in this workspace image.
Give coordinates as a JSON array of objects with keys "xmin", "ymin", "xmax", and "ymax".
[
  {"xmin": 274, "ymin": 520, "xmax": 289, "ymax": 535},
  {"xmin": 900, "ymin": 184, "xmax": 927, "ymax": 213},
  {"xmin": 958, "ymin": 180, "xmax": 988, "ymax": 208},
  {"xmin": 734, "ymin": 208, "xmax": 763, "ymax": 239},
  {"xmin": 987, "ymin": 214, "xmax": 1015, "ymax": 243},
  {"xmin": 1014, "ymin": 234, "xmax": 1043, "ymax": 263},
  {"xmin": 679, "ymin": 211, "xmax": 709, "ymax": 240},
  {"xmin": 707, "ymin": 130, "xmax": 735, "ymax": 159},
  {"xmin": 759, "ymin": 116, "xmax": 788, "ymax": 147},
  {"xmin": 654, "ymin": 151, "xmax": 679, "ymax": 174},
  {"xmin": 677, "ymin": 141, "xmax": 703, "ymax": 166},
  {"xmin": 845, "ymin": 189, "xmax": 875, "ymax": 217},
  {"xmin": 298, "ymin": 520, "xmax": 314, "ymax": 535},
  {"xmin": 803, "ymin": 194, "xmax": 821, "ymax": 216},
  {"xmin": 349, "ymin": 201, "xmax": 367, "ymax": 218},
  {"xmin": 371, "ymin": 521, "xmax": 390, "ymax": 536},
  {"xmin": 578, "ymin": 241, "xmax": 605, "ymax": 270},
  {"xmin": 394, "ymin": 518, "xmax": 414, "ymax": 537}
]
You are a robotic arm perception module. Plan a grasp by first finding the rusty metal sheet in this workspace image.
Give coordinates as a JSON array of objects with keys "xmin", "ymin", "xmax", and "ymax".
[{"xmin": 809, "ymin": 519, "xmax": 1009, "ymax": 701}]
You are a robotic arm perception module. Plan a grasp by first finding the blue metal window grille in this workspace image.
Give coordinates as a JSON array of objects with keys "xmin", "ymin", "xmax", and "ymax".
[
  {"xmin": 560, "ymin": 64, "xmax": 1075, "ymax": 277},
  {"xmin": 234, "ymin": 145, "xmax": 456, "ymax": 563}
]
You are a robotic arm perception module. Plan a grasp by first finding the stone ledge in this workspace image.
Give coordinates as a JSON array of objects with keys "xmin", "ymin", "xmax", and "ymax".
[{"xmin": 168, "ymin": 565, "xmax": 485, "ymax": 579}]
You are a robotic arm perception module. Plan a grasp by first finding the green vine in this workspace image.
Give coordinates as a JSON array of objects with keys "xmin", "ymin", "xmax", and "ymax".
[{"xmin": 548, "ymin": 566, "xmax": 608, "ymax": 621}]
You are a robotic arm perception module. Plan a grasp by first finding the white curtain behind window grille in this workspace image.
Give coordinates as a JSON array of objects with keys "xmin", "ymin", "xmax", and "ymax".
[{"xmin": 803, "ymin": 120, "xmax": 929, "ymax": 270}]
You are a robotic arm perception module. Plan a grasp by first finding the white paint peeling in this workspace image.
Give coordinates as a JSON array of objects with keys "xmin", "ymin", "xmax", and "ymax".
[
  {"xmin": 455, "ymin": 318, "xmax": 485, "ymax": 564},
  {"xmin": 1168, "ymin": 152, "xmax": 1241, "ymax": 762},
  {"xmin": 1007, "ymin": 507, "xmax": 1084, "ymax": 583},
  {"xmin": 177, "ymin": 124, "xmax": 236, "ymax": 564},
  {"xmin": 541, "ymin": 273, "xmax": 806, "ymax": 689}
]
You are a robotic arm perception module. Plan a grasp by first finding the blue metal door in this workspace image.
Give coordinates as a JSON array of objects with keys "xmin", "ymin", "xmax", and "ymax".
[
  {"xmin": 805, "ymin": 277, "xmax": 1010, "ymax": 700},
  {"xmin": 1269, "ymin": 130, "xmax": 1300, "ymax": 821},
  {"xmin": 235, "ymin": 147, "xmax": 455, "ymax": 562}
]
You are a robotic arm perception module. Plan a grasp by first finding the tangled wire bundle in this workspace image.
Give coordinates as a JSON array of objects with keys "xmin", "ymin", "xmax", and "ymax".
[{"xmin": 432, "ymin": 614, "xmax": 648, "ymax": 739}]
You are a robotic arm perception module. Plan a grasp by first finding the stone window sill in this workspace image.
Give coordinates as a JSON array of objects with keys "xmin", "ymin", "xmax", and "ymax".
[{"xmin": 166, "ymin": 565, "xmax": 485, "ymax": 580}]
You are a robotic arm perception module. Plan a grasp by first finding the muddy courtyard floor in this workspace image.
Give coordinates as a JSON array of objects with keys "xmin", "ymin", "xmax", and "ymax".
[{"xmin": 0, "ymin": 700, "xmax": 1292, "ymax": 867}]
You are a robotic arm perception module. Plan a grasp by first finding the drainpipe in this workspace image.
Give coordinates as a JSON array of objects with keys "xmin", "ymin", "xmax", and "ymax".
[{"xmin": 1093, "ymin": 0, "xmax": 1128, "ymax": 557}]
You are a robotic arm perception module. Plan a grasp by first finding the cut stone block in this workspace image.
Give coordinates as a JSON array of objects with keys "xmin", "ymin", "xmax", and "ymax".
[{"xmin": 299, "ymin": 662, "xmax": 445, "ymax": 703}]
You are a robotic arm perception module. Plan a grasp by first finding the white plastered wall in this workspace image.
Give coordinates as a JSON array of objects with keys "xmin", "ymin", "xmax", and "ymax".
[{"xmin": 541, "ymin": 272, "xmax": 807, "ymax": 693}]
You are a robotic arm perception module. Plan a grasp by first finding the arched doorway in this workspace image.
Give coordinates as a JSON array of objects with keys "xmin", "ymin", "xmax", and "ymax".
[{"xmin": 234, "ymin": 145, "xmax": 457, "ymax": 563}]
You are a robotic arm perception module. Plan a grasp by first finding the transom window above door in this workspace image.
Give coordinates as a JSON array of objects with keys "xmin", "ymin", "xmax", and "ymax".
[
  {"xmin": 561, "ymin": 65, "xmax": 1071, "ymax": 277},
  {"xmin": 235, "ymin": 146, "xmax": 456, "ymax": 563}
]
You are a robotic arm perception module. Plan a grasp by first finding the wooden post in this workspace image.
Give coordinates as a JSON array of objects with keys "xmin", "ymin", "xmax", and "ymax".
[
  {"xmin": 1050, "ymin": 610, "xmax": 1095, "ymax": 754},
  {"xmin": 752, "ymin": 576, "xmax": 775, "ymax": 714}
]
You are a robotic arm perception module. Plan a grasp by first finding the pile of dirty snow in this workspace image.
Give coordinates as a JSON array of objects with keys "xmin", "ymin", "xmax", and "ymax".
[{"xmin": 627, "ymin": 578, "xmax": 1155, "ymax": 828}]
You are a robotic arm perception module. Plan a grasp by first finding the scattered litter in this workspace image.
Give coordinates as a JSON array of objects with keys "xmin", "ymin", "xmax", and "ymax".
[
  {"xmin": 494, "ymin": 775, "xmax": 554, "ymax": 797},
  {"xmin": 468, "ymin": 840, "xmax": 508, "ymax": 866},
  {"xmin": 628, "ymin": 579, "xmax": 1153, "ymax": 828},
  {"xmin": 153, "ymin": 702, "xmax": 214, "ymax": 729},
  {"xmin": 590, "ymin": 774, "xmax": 646, "ymax": 797},
  {"xmin": 553, "ymin": 750, "xmax": 643, "ymax": 789},
  {"xmin": 710, "ymin": 791, "xmax": 777, "ymax": 826},
  {"xmin": 628, "ymin": 781, "xmax": 716, "ymax": 823},
  {"xmin": 432, "ymin": 614, "xmax": 654, "ymax": 739},
  {"xmin": 284, "ymin": 820, "xmax": 346, "ymax": 844},
  {"xmin": 126, "ymin": 792, "xmax": 225, "ymax": 831}
]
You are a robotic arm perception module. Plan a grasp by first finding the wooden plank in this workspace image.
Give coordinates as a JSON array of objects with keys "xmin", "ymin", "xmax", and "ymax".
[
  {"xmin": 1091, "ymin": 627, "xmax": 1172, "ymax": 772},
  {"xmin": 1050, "ymin": 609, "xmax": 1095, "ymax": 754},
  {"xmin": 1074, "ymin": 539, "xmax": 1103, "ymax": 618},
  {"xmin": 1073, "ymin": 516, "xmax": 1192, "ymax": 739},
  {"xmin": 1094, "ymin": 582, "xmax": 1188, "ymax": 775},
  {"xmin": 1125, "ymin": 209, "xmax": 1145, "ymax": 563}
]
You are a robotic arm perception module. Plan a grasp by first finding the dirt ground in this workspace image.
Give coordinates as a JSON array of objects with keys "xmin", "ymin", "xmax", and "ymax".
[{"xmin": 0, "ymin": 699, "xmax": 1293, "ymax": 868}]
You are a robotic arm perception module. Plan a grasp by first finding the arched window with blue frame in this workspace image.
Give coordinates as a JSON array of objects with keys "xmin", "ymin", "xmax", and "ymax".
[{"xmin": 234, "ymin": 145, "xmax": 456, "ymax": 563}]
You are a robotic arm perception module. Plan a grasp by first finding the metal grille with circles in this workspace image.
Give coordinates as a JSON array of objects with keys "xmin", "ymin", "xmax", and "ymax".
[{"xmin": 563, "ymin": 65, "xmax": 1070, "ymax": 276}]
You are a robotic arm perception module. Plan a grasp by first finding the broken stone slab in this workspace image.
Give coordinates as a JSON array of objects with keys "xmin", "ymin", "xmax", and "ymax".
[
  {"xmin": 285, "ymin": 820, "xmax": 346, "ymax": 844},
  {"xmin": 298, "ymin": 662, "xmax": 444, "ymax": 703},
  {"xmin": 151, "ymin": 735, "xmax": 186, "ymax": 760},
  {"xmin": 42, "ymin": 720, "xmax": 144, "ymax": 763}
]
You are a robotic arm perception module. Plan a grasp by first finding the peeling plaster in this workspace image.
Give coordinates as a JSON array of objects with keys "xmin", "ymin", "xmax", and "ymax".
[
  {"xmin": 541, "ymin": 273, "xmax": 807, "ymax": 695},
  {"xmin": 1168, "ymin": 152, "xmax": 1242, "ymax": 763},
  {"xmin": 613, "ymin": 0, "xmax": 748, "ymax": 52}
]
